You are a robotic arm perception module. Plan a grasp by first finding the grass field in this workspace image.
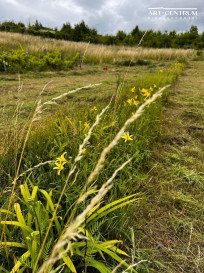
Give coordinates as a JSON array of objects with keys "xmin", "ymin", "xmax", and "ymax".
[
  {"xmin": 0, "ymin": 31, "xmax": 196, "ymax": 64},
  {"xmin": 0, "ymin": 32, "xmax": 203, "ymax": 273},
  {"xmin": 0, "ymin": 61, "xmax": 173, "ymax": 128}
]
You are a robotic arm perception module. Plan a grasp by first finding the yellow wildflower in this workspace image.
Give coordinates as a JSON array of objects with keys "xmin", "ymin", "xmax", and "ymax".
[
  {"xmin": 153, "ymin": 84, "xmax": 157, "ymax": 88},
  {"xmin": 122, "ymin": 132, "xmax": 133, "ymax": 142},
  {"xmin": 140, "ymin": 88, "xmax": 151, "ymax": 97},
  {"xmin": 133, "ymin": 99, "xmax": 140, "ymax": 106},
  {"xmin": 149, "ymin": 87, "xmax": 153, "ymax": 92},
  {"xmin": 127, "ymin": 99, "xmax": 133, "ymax": 105},
  {"xmin": 92, "ymin": 106, "xmax": 97, "ymax": 111},
  {"xmin": 53, "ymin": 161, "xmax": 66, "ymax": 175},
  {"xmin": 134, "ymin": 95, "xmax": 138, "ymax": 100},
  {"xmin": 140, "ymin": 88, "xmax": 150, "ymax": 96},
  {"xmin": 84, "ymin": 122, "xmax": 90, "ymax": 128},
  {"xmin": 159, "ymin": 69, "xmax": 163, "ymax": 73},
  {"xmin": 56, "ymin": 152, "xmax": 67, "ymax": 163},
  {"xmin": 140, "ymin": 88, "xmax": 147, "ymax": 93},
  {"xmin": 82, "ymin": 148, "xmax": 86, "ymax": 154},
  {"xmin": 130, "ymin": 87, "xmax": 135, "ymax": 93}
]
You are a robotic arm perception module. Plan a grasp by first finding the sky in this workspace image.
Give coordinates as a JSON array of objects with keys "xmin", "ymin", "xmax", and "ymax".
[{"xmin": 0, "ymin": 0, "xmax": 203, "ymax": 34}]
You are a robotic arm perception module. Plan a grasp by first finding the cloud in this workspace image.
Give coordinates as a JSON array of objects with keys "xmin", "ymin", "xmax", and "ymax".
[{"xmin": 0, "ymin": 0, "xmax": 203, "ymax": 33}]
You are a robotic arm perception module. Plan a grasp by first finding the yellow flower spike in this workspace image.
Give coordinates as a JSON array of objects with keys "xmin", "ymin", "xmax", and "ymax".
[
  {"xmin": 56, "ymin": 152, "xmax": 67, "ymax": 163},
  {"xmin": 130, "ymin": 87, "xmax": 135, "ymax": 93},
  {"xmin": 122, "ymin": 132, "xmax": 133, "ymax": 142},
  {"xmin": 53, "ymin": 161, "xmax": 66, "ymax": 175},
  {"xmin": 127, "ymin": 99, "xmax": 133, "ymax": 105}
]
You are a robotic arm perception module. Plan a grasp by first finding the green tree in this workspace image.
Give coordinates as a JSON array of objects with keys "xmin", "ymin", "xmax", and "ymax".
[
  {"xmin": 60, "ymin": 22, "xmax": 73, "ymax": 40},
  {"xmin": 73, "ymin": 20, "xmax": 90, "ymax": 41}
]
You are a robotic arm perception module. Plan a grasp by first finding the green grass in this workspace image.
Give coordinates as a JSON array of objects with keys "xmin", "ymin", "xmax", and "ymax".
[
  {"xmin": 1, "ymin": 56, "xmax": 202, "ymax": 273},
  {"xmin": 0, "ymin": 61, "xmax": 172, "ymax": 131},
  {"xmin": 129, "ymin": 60, "xmax": 204, "ymax": 273}
]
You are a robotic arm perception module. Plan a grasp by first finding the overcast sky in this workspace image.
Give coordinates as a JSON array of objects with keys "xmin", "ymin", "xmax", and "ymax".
[{"xmin": 0, "ymin": 0, "xmax": 203, "ymax": 34}]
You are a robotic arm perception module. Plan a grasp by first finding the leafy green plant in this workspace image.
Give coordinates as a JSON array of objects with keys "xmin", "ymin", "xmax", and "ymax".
[
  {"xmin": 0, "ymin": 180, "xmax": 139, "ymax": 272},
  {"xmin": 0, "ymin": 49, "xmax": 79, "ymax": 73}
]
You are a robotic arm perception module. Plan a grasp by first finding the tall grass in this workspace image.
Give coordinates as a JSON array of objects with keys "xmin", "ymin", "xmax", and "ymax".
[{"xmin": 0, "ymin": 32, "xmax": 196, "ymax": 64}]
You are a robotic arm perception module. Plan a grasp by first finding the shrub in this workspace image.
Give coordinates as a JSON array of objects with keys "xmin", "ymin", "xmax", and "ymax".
[{"xmin": 0, "ymin": 49, "xmax": 79, "ymax": 73}]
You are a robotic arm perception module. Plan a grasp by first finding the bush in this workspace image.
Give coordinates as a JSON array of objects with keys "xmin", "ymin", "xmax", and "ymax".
[{"xmin": 0, "ymin": 49, "xmax": 79, "ymax": 73}]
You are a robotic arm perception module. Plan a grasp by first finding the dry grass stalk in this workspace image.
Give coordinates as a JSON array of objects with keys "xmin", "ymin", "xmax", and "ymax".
[
  {"xmin": 75, "ymin": 96, "xmax": 113, "ymax": 163},
  {"xmin": 16, "ymin": 160, "xmax": 54, "ymax": 181},
  {"xmin": 121, "ymin": 260, "xmax": 148, "ymax": 272},
  {"xmin": 43, "ymin": 83, "xmax": 102, "ymax": 105}
]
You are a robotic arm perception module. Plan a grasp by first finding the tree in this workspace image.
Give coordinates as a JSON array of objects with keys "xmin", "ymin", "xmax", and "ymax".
[
  {"xmin": 190, "ymin": 25, "xmax": 198, "ymax": 36},
  {"xmin": 73, "ymin": 20, "xmax": 90, "ymax": 41},
  {"xmin": 115, "ymin": 31, "xmax": 126, "ymax": 45},
  {"xmin": 131, "ymin": 25, "xmax": 140, "ymax": 36},
  {"xmin": 34, "ymin": 20, "xmax": 42, "ymax": 31},
  {"xmin": 17, "ymin": 22, "xmax": 26, "ymax": 33},
  {"xmin": 60, "ymin": 22, "xmax": 73, "ymax": 40}
]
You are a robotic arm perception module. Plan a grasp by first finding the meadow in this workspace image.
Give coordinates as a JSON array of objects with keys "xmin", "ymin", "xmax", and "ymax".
[
  {"xmin": 0, "ymin": 32, "xmax": 203, "ymax": 273},
  {"xmin": 0, "ymin": 31, "xmax": 196, "ymax": 64}
]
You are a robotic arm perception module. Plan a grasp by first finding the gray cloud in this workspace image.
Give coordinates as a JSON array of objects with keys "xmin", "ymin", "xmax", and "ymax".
[{"xmin": 0, "ymin": 0, "xmax": 203, "ymax": 33}]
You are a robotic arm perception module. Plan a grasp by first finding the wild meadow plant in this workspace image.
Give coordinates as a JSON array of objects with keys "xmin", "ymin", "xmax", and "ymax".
[
  {"xmin": 0, "ymin": 60, "xmax": 186, "ymax": 272},
  {"xmin": 0, "ymin": 49, "xmax": 80, "ymax": 73}
]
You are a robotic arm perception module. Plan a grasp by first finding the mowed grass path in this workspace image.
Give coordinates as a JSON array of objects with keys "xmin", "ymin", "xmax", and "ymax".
[
  {"xmin": 134, "ymin": 61, "xmax": 204, "ymax": 272},
  {"xmin": 0, "ymin": 61, "xmax": 166, "ymax": 132}
]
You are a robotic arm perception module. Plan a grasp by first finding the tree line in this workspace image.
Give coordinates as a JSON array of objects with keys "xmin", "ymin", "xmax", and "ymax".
[{"xmin": 0, "ymin": 20, "xmax": 204, "ymax": 49}]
